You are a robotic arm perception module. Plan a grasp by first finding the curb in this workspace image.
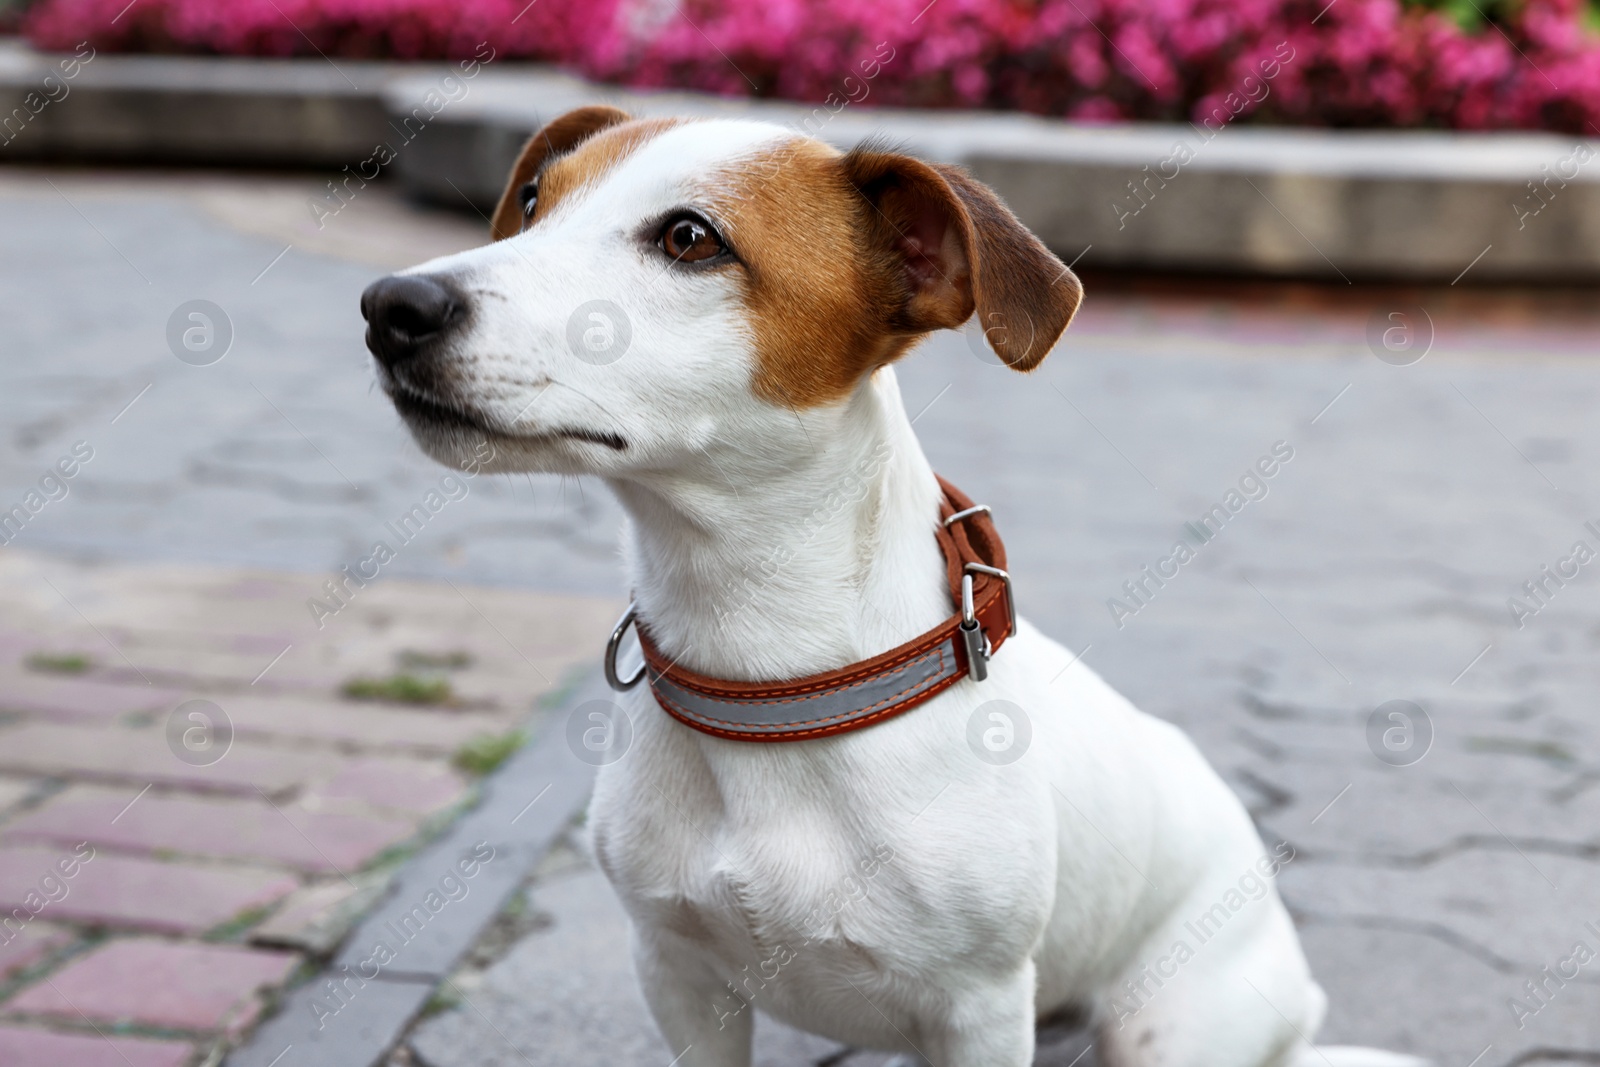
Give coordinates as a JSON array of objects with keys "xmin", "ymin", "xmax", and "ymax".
[
  {"xmin": 223, "ymin": 670, "xmax": 608, "ymax": 1067},
  {"xmin": 388, "ymin": 67, "xmax": 1600, "ymax": 283},
  {"xmin": 5, "ymin": 39, "xmax": 1598, "ymax": 280},
  {"xmin": 0, "ymin": 40, "xmax": 404, "ymax": 165}
]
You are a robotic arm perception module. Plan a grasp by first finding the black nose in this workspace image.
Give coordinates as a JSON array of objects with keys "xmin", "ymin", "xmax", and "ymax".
[{"xmin": 360, "ymin": 274, "xmax": 464, "ymax": 366}]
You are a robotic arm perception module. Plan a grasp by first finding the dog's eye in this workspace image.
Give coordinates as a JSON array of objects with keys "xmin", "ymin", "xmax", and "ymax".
[
  {"xmin": 659, "ymin": 213, "xmax": 726, "ymax": 263},
  {"xmin": 518, "ymin": 180, "xmax": 539, "ymax": 218}
]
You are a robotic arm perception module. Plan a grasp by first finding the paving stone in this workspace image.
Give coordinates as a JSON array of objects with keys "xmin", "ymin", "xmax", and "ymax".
[
  {"xmin": 1279, "ymin": 850, "xmax": 1600, "ymax": 977},
  {"xmin": 307, "ymin": 758, "xmax": 468, "ymax": 817},
  {"xmin": 0, "ymin": 722, "xmax": 342, "ymax": 796},
  {"xmin": 93, "ymin": 661, "xmax": 353, "ymax": 696},
  {"xmin": 1299, "ymin": 921, "xmax": 1600, "ymax": 1067},
  {"xmin": 0, "ymin": 776, "xmax": 39, "ymax": 816},
  {"xmin": 222, "ymin": 692, "xmax": 509, "ymax": 753},
  {"xmin": 0, "ymin": 669, "xmax": 186, "ymax": 723},
  {"xmin": 104, "ymin": 647, "xmax": 304, "ymax": 687},
  {"xmin": 0, "ymin": 922, "xmax": 72, "ymax": 983},
  {"xmin": 0, "ymin": 844, "xmax": 298, "ymax": 935},
  {"xmin": 1250, "ymin": 755, "xmax": 1600, "ymax": 862},
  {"xmin": 5, "ymin": 937, "xmax": 300, "ymax": 1034},
  {"xmin": 0, "ymin": 633, "xmax": 44, "ymax": 662},
  {"xmin": 0, "ymin": 1025, "xmax": 194, "ymax": 1067},
  {"xmin": 5, "ymin": 786, "xmax": 417, "ymax": 874},
  {"xmin": 251, "ymin": 873, "xmax": 391, "ymax": 956}
]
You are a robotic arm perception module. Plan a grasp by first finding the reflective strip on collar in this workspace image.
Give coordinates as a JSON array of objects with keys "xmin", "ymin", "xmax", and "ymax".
[{"xmin": 647, "ymin": 642, "xmax": 962, "ymax": 740}]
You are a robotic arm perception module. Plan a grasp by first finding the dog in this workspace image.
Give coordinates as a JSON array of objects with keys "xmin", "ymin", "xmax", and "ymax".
[{"xmin": 361, "ymin": 107, "xmax": 1426, "ymax": 1067}]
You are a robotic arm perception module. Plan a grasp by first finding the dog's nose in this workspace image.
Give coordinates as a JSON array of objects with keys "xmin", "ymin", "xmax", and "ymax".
[{"xmin": 360, "ymin": 274, "xmax": 463, "ymax": 365}]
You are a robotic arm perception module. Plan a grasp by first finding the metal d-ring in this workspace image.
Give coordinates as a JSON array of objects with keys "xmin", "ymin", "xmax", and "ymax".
[
  {"xmin": 943, "ymin": 504, "xmax": 991, "ymax": 528},
  {"xmin": 605, "ymin": 602, "xmax": 646, "ymax": 691}
]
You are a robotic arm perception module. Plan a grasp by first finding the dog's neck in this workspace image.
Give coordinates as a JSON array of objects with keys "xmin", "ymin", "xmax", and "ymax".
[{"xmin": 606, "ymin": 368, "xmax": 952, "ymax": 683}]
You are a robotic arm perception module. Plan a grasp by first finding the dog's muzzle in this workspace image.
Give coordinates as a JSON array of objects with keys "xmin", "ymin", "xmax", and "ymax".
[{"xmin": 360, "ymin": 274, "xmax": 466, "ymax": 368}]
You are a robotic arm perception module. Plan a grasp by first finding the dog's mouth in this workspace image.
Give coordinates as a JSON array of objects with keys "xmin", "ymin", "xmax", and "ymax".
[{"xmin": 389, "ymin": 385, "xmax": 628, "ymax": 452}]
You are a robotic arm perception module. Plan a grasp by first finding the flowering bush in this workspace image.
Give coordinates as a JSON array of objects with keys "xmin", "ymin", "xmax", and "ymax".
[{"xmin": 21, "ymin": 0, "xmax": 1600, "ymax": 132}]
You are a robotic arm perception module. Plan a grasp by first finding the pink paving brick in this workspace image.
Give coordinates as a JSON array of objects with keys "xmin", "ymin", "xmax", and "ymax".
[
  {"xmin": 0, "ymin": 922, "xmax": 72, "ymax": 983},
  {"xmin": 5, "ymin": 786, "xmax": 416, "ymax": 873},
  {"xmin": 230, "ymin": 631, "xmax": 298, "ymax": 652},
  {"xmin": 0, "ymin": 722, "xmax": 340, "ymax": 795},
  {"xmin": 219, "ymin": 578, "xmax": 297, "ymax": 602},
  {"xmin": 0, "ymin": 845, "xmax": 298, "ymax": 935},
  {"xmin": 5, "ymin": 938, "xmax": 299, "ymax": 1033},
  {"xmin": 0, "ymin": 630, "xmax": 33, "ymax": 646},
  {"xmin": 0, "ymin": 669, "xmax": 185, "ymax": 723},
  {"xmin": 308, "ymin": 756, "xmax": 468, "ymax": 815},
  {"xmin": 0, "ymin": 774, "xmax": 37, "ymax": 813},
  {"xmin": 249, "ymin": 876, "xmax": 380, "ymax": 953},
  {"xmin": 0, "ymin": 1026, "xmax": 193, "ymax": 1067},
  {"xmin": 223, "ymin": 692, "xmax": 506, "ymax": 751}
]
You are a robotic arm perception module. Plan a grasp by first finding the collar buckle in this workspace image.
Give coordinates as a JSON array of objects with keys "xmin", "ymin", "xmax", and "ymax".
[
  {"xmin": 960, "ymin": 562, "xmax": 1014, "ymax": 682},
  {"xmin": 958, "ymin": 575, "xmax": 990, "ymax": 682}
]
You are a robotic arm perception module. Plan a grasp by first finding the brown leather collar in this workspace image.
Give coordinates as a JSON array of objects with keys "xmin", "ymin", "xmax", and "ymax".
[{"xmin": 604, "ymin": 476, "xmax": 1015, "ymax": 742}]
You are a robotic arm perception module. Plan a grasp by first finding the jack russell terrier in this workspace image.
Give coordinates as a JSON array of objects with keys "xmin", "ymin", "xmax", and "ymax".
[{"xmin": 361, "ymin": 107, "xmax": 1425, "ymax": 1067}]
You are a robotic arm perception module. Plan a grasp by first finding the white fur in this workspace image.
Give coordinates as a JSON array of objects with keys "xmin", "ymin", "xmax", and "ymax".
[{"xmin": 379, "ymin": 119, "xmax": 1427, "ymax": 1067}]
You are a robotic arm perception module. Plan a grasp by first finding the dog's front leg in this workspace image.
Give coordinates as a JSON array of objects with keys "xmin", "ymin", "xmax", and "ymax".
[
  {"xmin": 633, "ymin": 931, "xmax": 753, "ymax": 1067},
  {"xmin": 921, "ymin": 963, "xmax": 1038, "ymax": 1067}
]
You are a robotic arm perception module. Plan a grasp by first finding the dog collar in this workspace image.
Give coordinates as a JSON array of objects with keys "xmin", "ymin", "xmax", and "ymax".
[{"xmin": 603, "ymin": 476, "xmax": 1015, "ymax": 742}]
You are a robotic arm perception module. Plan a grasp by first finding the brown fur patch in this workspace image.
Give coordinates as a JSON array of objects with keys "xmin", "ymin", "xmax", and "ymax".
[
  {"xmin": 532, "ymin": 116, "xmax": 688, "ymax": 225},
  {"xmin": 711, "ymin": 138, "xmax": 1081, "ymax": 409},
  {"xmin": 490, "ymin": 110, "xmax": 686, "ymax": 241},
  {"xmin": 490, "ymin": 106, "xmax": 632, "ymax": 241},
  {"xmin": 711, "ymin": 138, "xmax": 913, "ymax": 410}
]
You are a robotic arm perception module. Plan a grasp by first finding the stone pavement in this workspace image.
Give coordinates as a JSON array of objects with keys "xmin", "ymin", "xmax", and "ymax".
[
  {"xmin": 4, "ymin": 166, "xmax": 1600, "ymax": 1066},
  {"xmin": 0, "ymin": 545, "xmax": 616, "ymax": 1065},
  {"xmin": 0, "ymin": 167, "xmax": 626, "ymax": 596}
]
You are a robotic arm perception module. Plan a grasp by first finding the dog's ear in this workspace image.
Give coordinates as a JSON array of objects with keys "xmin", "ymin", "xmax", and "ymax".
[
  {"xmin": 490, "ymin": 105, "xmax": 632, "ymax": 242},
  {"xmin": 841, "ymin": 146, "xmax": 1081, "ymax": 371}
]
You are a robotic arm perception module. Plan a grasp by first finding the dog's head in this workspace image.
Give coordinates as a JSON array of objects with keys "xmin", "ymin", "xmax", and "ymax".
[{"xmin": 362, "ymin": 108, "xmax": 1082, "ymax": 477}]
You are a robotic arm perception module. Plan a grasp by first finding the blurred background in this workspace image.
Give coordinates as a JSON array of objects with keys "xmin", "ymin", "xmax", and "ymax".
[{"xmin": 0, "ymin": 1, "xmax": 1598, "ymax": 1066}]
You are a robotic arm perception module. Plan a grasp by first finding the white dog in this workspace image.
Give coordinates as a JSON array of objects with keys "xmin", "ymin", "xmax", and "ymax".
[{"xmin": 362, "ymin": 108, "xmax": 1424, "ymax": 1067}]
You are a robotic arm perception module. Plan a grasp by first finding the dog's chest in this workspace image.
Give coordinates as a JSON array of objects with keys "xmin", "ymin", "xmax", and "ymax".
[
  {"xmin": 591, "ymin": 734, "xmax": 1056, "ymax": 1007},
  {"xmin": 606, "ymin": 801, "xmax": 908, "ymax": 963}
]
